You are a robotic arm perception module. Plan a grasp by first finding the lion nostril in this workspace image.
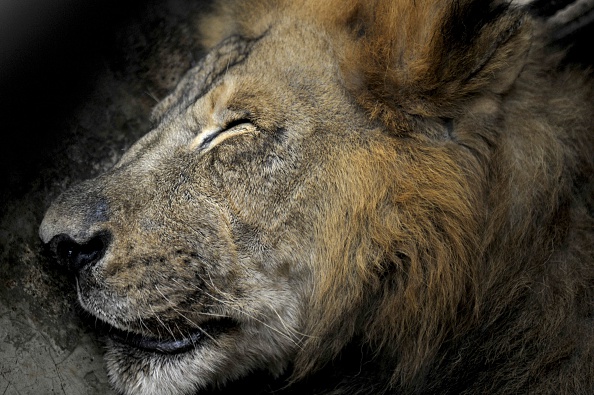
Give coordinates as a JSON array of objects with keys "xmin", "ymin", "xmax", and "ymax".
[{"xmin": 49, "ymin": 232, "xmax": 110, "ymax": 273}]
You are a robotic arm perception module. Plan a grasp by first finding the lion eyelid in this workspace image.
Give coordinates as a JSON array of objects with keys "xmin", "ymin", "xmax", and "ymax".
[
  {"xmin": 189, "ymin": 121, "xmax": 253, "ymax": 152},
  {"xmin": 189, "ymin": 127, "xmax": 220, "ymax": 151},
  {"xmin": 199, "ymin": 130, "xmax": 221, "ymax": 150}
]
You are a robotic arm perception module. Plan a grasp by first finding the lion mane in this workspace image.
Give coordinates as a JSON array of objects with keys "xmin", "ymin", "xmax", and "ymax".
[{"xmin": 40, "ymin": 0, "xmax": 593, "ymax": 394}]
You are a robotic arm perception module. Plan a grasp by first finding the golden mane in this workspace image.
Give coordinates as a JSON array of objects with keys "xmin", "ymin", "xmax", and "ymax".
[{"xmin": 199, "ymin": 0, "xmax": 594, "ymax": 391}]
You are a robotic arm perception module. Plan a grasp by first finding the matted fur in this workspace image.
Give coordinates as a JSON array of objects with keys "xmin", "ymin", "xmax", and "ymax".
[{"xmin": 40, "ymin": 0, "xmax": 593, "ymax": 394}]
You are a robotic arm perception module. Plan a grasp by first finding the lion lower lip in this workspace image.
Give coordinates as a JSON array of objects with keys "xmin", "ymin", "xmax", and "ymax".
[
  {"xmin": 110, "ymin": 329, "xmax": 203, "ymax": 354},
  {"xmin": 98, "ymin": 319, "xmax": 236, "ymax": 355}
]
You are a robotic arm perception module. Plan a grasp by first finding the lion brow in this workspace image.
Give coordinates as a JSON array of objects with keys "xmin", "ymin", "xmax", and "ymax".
[{"xmin": 152, "ymin": 34, "xmax": 265, "ymax": 122}]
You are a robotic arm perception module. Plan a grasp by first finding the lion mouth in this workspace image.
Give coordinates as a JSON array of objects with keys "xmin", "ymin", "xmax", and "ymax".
[{"xmin": 94, "ymin": 318, "xmax": 237, "ymax": 354}]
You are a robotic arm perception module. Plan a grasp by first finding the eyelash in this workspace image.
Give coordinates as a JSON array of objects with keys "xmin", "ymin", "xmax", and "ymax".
[
  {"xmin": 191, "ymin": 119, "xmax": 253, "ymax": 151},
  {"xmin": 223, "ymin": 118, "xmax": 252, "ymax": 131}
]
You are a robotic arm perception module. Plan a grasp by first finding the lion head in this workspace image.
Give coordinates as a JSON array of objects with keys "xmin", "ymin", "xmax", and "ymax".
[{"xmin": 39, "ymin": 1, "xmax": 593, "ymax": 394}]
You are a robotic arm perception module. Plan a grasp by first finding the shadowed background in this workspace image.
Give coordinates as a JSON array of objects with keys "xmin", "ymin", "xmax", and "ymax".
[{"xmin": 0, "ymin": 1, "xmax": 210, "ymax": 393}]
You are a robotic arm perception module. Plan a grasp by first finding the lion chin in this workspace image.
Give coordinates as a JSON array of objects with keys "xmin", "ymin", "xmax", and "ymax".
[{"xmin": 40, "ymin": 0, "xmax": 593, "ymax": 394}]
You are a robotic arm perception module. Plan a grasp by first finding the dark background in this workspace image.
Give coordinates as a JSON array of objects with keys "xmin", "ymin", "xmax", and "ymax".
[
  {"xmin": 0, "ymin": 1, "xmax": 209, "ymax": 393},
  {"xmin": 1, "ymin": 0, "xmax": 149, "ymax": 202}
]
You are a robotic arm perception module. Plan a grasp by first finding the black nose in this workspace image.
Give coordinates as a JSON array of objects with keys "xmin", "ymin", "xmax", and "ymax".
[{"xmin": 48, "ymin": 232, "xmax": 110, "ymax": 273}]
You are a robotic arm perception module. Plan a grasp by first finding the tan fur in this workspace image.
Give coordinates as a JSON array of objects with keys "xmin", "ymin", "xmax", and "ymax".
[{"xmin": 40, "ymin": 1, "xmax": 593, "ymax": 394}]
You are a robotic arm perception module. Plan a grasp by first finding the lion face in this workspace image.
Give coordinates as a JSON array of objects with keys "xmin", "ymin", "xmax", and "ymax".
[
  {"xmin": 39, "ymin": 1, "xmax": 594, "ymax": 394},
  {"xmin": 39, "ymin": 21, "xmax": 382, "ymax": 394}
]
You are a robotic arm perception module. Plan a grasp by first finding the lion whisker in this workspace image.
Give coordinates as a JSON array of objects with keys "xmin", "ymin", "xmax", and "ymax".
[
  {"xmin": 202, "ymin": 289, "xmax": 304, "ymax": 350},
  {"xmin": 138, "ymin": 313, "xmax": 151, "ymax": 334},
  {"xmin": 149, "ymin": 304, "xmax": 177, "ymax": 341},
  {"xmin": 269, "ymin": 306, "xmax": 315, "ymax": 341},
  {"xmin": 174, "ymin": 308, "xmax": 230, "ymax": 320},
  {"xmin": 155, "ymin": 285, "xmax": 223, "ymax": 347},
  {"xmin": 203, "ymin": 273, "xmax": 240, "ymax": 302},
  {"xmin": 201, "ymin": 273, "xmax": 307, "ymax": 348}
]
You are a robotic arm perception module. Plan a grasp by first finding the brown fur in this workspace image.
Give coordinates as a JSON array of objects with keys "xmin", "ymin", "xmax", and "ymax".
[{"xmin": 40, "ymin": 1, "xmax": 593, "ymax": 394}]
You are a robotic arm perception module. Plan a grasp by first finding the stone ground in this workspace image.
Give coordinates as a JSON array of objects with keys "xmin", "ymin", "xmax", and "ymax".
[{"xmin": 0, "ymin": 1, "xmax": 210, "ymax": 393}]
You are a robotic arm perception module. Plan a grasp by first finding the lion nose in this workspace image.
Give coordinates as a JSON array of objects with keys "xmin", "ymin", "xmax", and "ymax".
[
  {"xmin": 39, "ymin": 180, "xmax": 113, "ymax": 272},
  {"xmin": 47, "ymin": 232, "xmax": 110, "ymax": 272}
]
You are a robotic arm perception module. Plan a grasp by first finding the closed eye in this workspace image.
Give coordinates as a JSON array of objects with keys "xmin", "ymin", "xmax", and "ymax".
[{"xmin": 190, "ymin": 119, "xmax": 253, "ymax": 151}]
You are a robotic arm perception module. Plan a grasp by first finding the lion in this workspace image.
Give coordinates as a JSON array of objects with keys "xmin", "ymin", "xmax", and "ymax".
[{"xmin": 39, "ymin": 0, "xmax": 593, "ymax": 394}]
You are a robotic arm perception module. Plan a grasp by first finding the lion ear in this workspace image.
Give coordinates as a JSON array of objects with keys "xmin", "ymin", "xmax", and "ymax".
[{"xmin": 342, "ymin": 0, "xmax": 532, "ymax": 126}]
